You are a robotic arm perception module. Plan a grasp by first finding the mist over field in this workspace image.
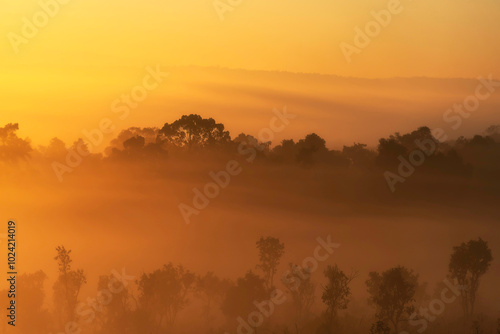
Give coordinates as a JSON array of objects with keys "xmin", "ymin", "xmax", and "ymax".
[
  {"xmin": 2, "ymin": 0, "xmax": 500, "ymax": 331},
  {"xmin": 0, "ymin": 78, "xmax": 499, "ymax": 333}
]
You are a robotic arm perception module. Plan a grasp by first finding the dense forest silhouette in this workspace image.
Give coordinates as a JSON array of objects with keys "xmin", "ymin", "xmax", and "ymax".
[
  {"xmin": 1, "ymin": 115, "xmax": 500, "ymax": 208},
  {"xmin": 3, "ymin": 115, "xmax": 500, "ymax": 174}
]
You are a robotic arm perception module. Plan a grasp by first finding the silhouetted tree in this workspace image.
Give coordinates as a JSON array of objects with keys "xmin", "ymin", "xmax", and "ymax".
[
  {"xmin": 282, "ymin": 263, "xmax": 315, "ymax": 325},
  {"xmin": 455, "ymin": 134, "xmax": 500, "ymax": 175},
  {"xmin": 321, "ymin": 265, "xmax": 357, "ymax": 328},
  {"xmin": 221, "ymin": 271, "xmax": 267, "ymax": 328},
  {"xmin": 123, "ymin": 135, "xmax": 146, "ymax": 151},
  {"xmin": 366, "ymin": 266, "xmax": 418, "ymax": 333},
  {"xmin": 377, "ymin": 127, "xmax": 437, "ymax": 167},
  {"xmin": 0, "ymin": 123, "xmax": 32, "ymax": 162},
  {"xmin": 369, "ymin": 320, "xmax": 391, "ymax": 334},
  {"xmin": 296, "ymin": 133, "xmax": 328, "ymax": 165},
  {"xmin": 397, "ymin": 127, "xmax": 436, "ymax": 151},
  {"xmin": 196, "ymin": 272, "xmax": 231, "ymax": 329},
  {"xmin": 137, "ymin": 263, "xmax": 195, "ymax": 331},
  {"xmin": 39, "ymin": 137, "xmax": 67, "ymax": 160},
  {"xmin": 448, "ymin": 238, "xmax": 493, "ymax": 319},
  {"xmin": 53, "ymin": 246, "xmax": 87, "ymax": 326},
  {"xmin": 234, "ymin": 133, "xmax": 271, "ymax": 159},
  {"xmin": 256, "ymin": 236, "xmax": 285, "ymax": 291},
  {"xmin": 376, "ymin": 135, "xmax": 407, "ymax": 167},
  {"xmin": 271, "ymin": 139, "xmax": 296, "ymax": 162},
  {"xmin": 342, "ymin": 143, "xmax": 375, "ymax": 167},
  {"xmin": 106, "ymin": 127, "xmax": 159, "ymax": 154},
  {"xmin": 159, "ymin": 114, "xmax": 230, "ymax": 150},
  {"xmin": 485, "ymin": 125, "xmax": 500, "ymax": 143},
  {"xmin": 17, "ymin": 271, "xmax": 50, "ymax": 333},
  {"xmin": 107, "ymin": 127, "xmax": 168, "ymax": 160},
  {"xmin": 94, "ymin": 274, "xmax": 131, "ymax": 334}
]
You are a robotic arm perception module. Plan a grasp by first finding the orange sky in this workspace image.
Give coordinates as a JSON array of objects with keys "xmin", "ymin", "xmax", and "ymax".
[
  {"xmin": 1, "ymin": 0, "xmax": 499, "ymax": 76},
  {"xmin": 1, "ymin": 0, "xmax": 499, "ymax": 145}
]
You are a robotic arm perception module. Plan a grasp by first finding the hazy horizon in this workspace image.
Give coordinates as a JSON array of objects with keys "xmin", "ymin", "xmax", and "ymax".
[
  {"xmin": 3, "ymin": 67, "xmax": 500, "ymax": 149},
  {"xmin": 1, "ymin": 1, "xmax": 499, "ymax": 333}
]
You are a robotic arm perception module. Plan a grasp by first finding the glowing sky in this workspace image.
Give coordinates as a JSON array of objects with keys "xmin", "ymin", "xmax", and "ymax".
[{"xmin": 1, "ymin": 0, "xmax": 499, "ymax": 144}]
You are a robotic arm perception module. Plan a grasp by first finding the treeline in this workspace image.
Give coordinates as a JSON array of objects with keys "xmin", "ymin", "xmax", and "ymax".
[
  {"xmin": 2, "ymin": 237, "xmax": 496, "ymax": 334},
  {"xmin": 1, "ymin": 115, "xmax": 500, "ymax": 182}
]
